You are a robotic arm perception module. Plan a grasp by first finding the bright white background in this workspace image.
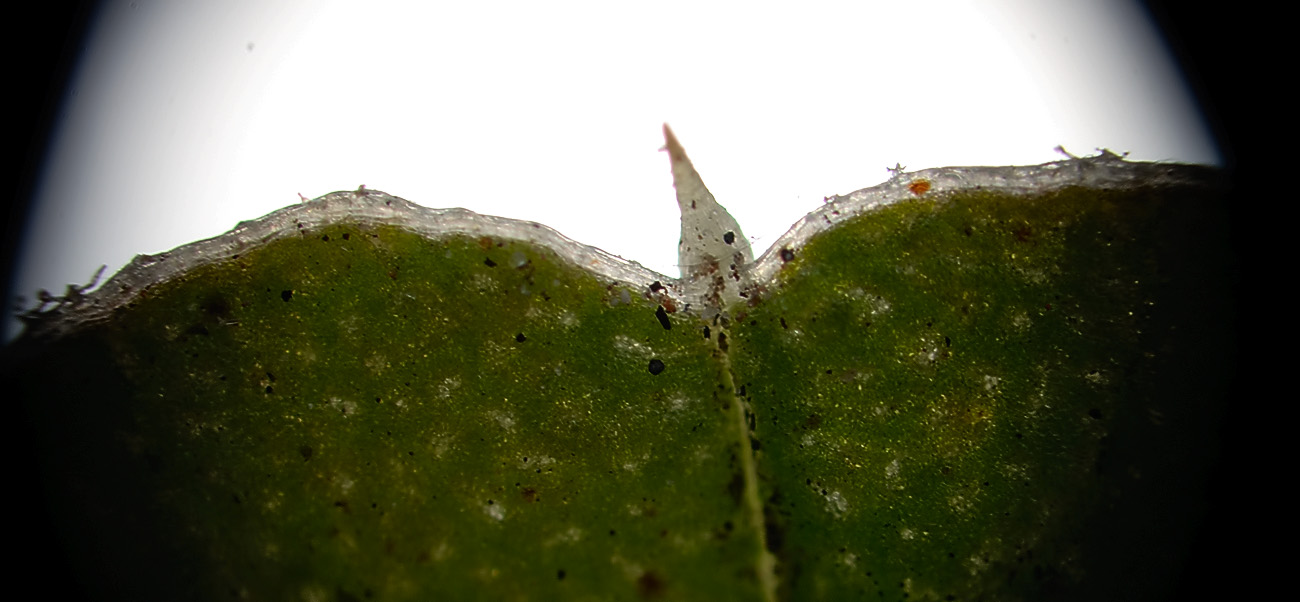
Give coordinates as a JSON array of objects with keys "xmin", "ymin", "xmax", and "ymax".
[{"xmin": 11, "ymin": 0, "xmax": 1217, "ymax": 339}]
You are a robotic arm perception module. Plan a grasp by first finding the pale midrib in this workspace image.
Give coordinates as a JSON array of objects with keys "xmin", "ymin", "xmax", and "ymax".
[{"xmin": 713, "ymin": 335, "xmax": 777, "ymax": 602}]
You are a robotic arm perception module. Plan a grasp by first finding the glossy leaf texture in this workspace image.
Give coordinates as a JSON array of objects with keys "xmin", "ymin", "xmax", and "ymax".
[
  {"xmin": 732, "ymin": 185, "xmax": 1231, "ymax": 600},
  {"xmin": 10, "ymin": 169, "xmax": 1231, "ymax": 601},
  {"xmin": 19, "ymin": 227, "xmax": 767, "ymax": 601}
]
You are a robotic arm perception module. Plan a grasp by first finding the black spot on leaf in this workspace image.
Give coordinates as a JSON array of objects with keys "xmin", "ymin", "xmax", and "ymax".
[
  {"xmin": 280, "ymin": 290, "xmax": 293, "ymax": 302},
  {"xmin": 637, "ymin": 570, "xmax": 666, "ymax": 598},
  {"xmin": 201, "ymin": 294, "xmax": 233, "ymax": 319},
  {"xmin": 1014, "ymin": 223, "xmax": 1035, "ymax": 243},
  {"xmin": 648, "ymin": 359, "xmax": 665, "ymax": 375},
  {"xmin": 726, "ymin": 472, "xmax": 744, "ymax": 506},
  {"xmin": 723, "ymin": 231, "xmax": 735, "ymax": 245},
  {"xmin": 484, "ymin": 257, "xmax": 497, "ymax": 267},
  {"xmin": 779, "ymin": 248, "xmax": 795, "ymax": 262},
  {"xmin": 763, "ymin": 498, "xmax": 787, "ymax": 555},
  {"xmin": 655, "ymin": 306, "xmax": 671, "ymax": 330},
  {"xmin": 515, "ymin": 333, "xmax": 527, "ymax": 343}
]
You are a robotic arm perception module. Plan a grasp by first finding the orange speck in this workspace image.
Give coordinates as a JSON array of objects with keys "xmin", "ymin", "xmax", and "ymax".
[{"xmin": 908, "ymin": 179, "xmax": 931, "ymax": 195}]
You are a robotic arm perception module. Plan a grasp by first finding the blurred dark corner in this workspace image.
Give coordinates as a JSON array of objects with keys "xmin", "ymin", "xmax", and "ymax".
[
  {"xmin": 1139, "ymin": 2, "xmax": 1249, "ymax": 601},
  {"xmin": 2, "ymin": 2, "xmax": 1250, "ymax": 600},
  {"xmin": 6, "ymin": 3, "xmax": 100, "ymax": 601}
]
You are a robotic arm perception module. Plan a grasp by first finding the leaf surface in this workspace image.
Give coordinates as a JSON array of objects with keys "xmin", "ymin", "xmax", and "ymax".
[{"xmin": 12, "ymin": 158, "xmax": 1230, "ymax": 602}]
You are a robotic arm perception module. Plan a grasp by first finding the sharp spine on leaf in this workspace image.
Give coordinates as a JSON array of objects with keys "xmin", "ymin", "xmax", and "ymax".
[
  {"xmin": 663, "ymin": 125, "xmax": 779, "ymax": 602},
  {"xmin": 662, "ymin": 124, "xmax": 753, "ymax": 311}
]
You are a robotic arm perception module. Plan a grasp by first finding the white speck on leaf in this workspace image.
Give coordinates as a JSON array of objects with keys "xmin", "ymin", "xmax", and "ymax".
[{"xmin": 825, "ymin": 490, "xmax": 848, "ymax": 517}]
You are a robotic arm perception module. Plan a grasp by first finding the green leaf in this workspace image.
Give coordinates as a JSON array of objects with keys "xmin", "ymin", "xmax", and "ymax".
[
  {"xmin": 733, "ymin": 184, "xmax": 1229, "ymax": 600},
  {"xmin": 10, "ymin": 137, "xmax": 1230, "ymax": 601}
]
